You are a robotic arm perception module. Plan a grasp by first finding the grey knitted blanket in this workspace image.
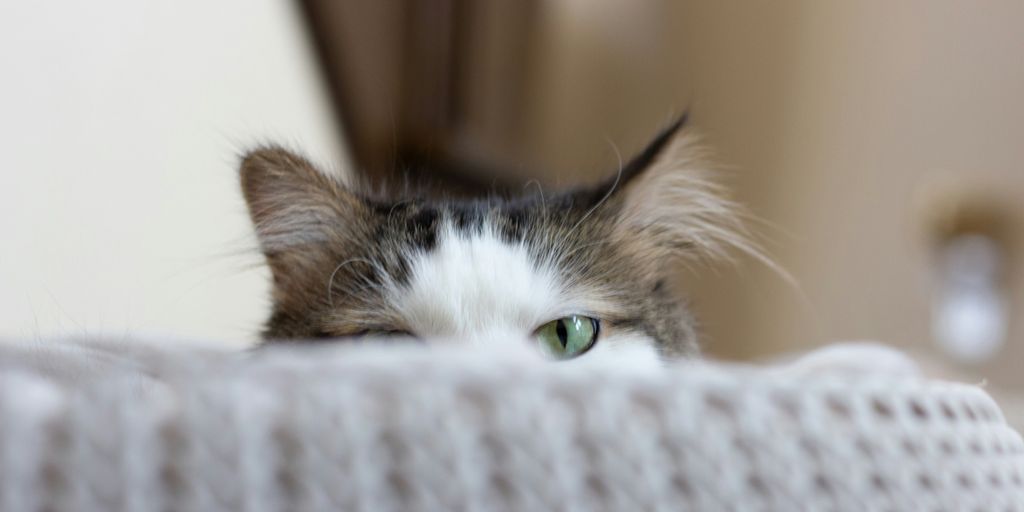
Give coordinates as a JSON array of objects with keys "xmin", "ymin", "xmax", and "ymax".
[{"xmin": 0, "ymin": 341, "xmax": 1022, "ymax": 511}]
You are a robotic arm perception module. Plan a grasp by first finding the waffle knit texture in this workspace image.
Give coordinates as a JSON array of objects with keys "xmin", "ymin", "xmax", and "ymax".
[{"xmin": 0, "ymin": 341, "xmax": 1022, "ymax": 511}]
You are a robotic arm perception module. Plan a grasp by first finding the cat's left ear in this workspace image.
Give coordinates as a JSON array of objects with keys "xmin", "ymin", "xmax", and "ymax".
[
  {"xmin": 598, "ymin": 115, "xmax": 753, "ymax": 264},
  {"xmin": 239, "ymin": 146, "xmax": 365, "ymax": 256}
]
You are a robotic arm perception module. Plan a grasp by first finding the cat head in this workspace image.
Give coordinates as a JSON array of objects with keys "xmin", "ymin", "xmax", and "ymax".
[{"xmin": 240, "ymin": 117, "xmax": 752, "ymax": 361}]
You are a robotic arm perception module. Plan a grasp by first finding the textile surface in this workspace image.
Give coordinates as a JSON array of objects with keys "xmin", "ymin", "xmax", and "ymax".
[{"xmin": 0, "ymin": 341, "xmax": 1022, "ymax": 511}]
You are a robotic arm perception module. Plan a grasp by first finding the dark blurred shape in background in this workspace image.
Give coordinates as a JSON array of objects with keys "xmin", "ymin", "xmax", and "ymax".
[
  {"xmin": 299, "ymin": 0, "xmax": 687, "ymax": 194},
  {"xmin": 301, "ymin": 0, "xmax": 536, "ymax": 194}
]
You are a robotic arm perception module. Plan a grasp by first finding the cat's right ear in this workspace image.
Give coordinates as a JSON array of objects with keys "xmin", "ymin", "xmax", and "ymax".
[{"xmin": 239, "ymin": 147, "xmax": 364, "ymax": 255}]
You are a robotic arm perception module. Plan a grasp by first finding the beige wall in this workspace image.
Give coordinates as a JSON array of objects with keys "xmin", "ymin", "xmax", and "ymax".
[
  {"xmin": 522, "ymin": 1, "xmax": 1024, "ymax": 388},
  {"xmin": 0, "ymin": 1, "xmax": 347, "ymax": 344}
]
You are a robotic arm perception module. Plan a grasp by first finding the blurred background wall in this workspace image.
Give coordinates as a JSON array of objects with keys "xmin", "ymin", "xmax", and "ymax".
[
  {"xmin": 0, "ymin": 1, "xmax": 346, "ymax": 345},
  {"xmin": 2, "ymin": 1, "xmax": 1021, "ymax": 396}
]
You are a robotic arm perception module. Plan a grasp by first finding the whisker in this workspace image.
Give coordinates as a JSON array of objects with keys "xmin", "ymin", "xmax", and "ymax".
[
  {"xmin": 523, "ymin": 179, "xmax": 546, "ymax": 211},
  {"xmin": 326, "ymin": 257, "xmax": 375, "ymax": 308},
  {"xmin": 569, "ymin": 137, "xmax": 624, "ymax": 235}
]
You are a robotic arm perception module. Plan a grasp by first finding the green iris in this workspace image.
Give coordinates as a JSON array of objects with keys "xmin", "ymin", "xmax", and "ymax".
[{"xmin": 535, "ymin": 315, "xmax": 599, "ymax": 359}]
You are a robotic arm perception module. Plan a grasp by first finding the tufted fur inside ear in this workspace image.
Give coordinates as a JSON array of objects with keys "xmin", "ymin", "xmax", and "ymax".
[
  {"xmin": 238, "ymin": 146, "xmax": 377, "ymax": 308},
  {"xmin": 601, "ymin": 117, "xmax": 768, "ymax": 271},
  {"xmin": 239, "ymin": 147, "xmax": 364, "ymax": 254}
]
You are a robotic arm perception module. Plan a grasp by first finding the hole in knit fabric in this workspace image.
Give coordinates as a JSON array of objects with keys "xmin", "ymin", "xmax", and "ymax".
[
  {"xmin": 962, "ymin": 403, "xmax": 978, "ymax": 421},
  {"xmin": 813, "ymin": 473, "xmax": 834, "ymax": 494},
  {"xmin": 939, "ymin": 440, "xmax": 956, "ymax": 456},
  {"xmin": 957, "ymin": 473, "xmax": 974, "ymax": 489},
  {"xmin": 909, "ymin": 400, "xmax": 929, "ymax": 420},
  {"xmin": 871, "ymin": 398, "xmax": 893, "ymax": 419},
  {"xmin": 870, "ymin": 473, "xmax": 888, "ymax": 492},
  {"xmin": 902, "ymin": 438, "xmax": 920, "ymax": 456},
  {"xmin": 704, "ymin": 391, "xmax": 737, "ymax": 418},
  {"xmin": 826, "ymin": 395, "xmax": 851, "ymax": 419},
  {"xmin": 917, "ymin": 474, "xmax": 934, "ymax": 490},
  {"xmin": 670, "ymin": 475, "xmax": 692, "ymax": 497},
  {"xmin": 988, "ymin": 472, "xmax": 1002, "ymax": 488},
  {"xmin": 940, "ymin": 402, "xmax": 958, "ymax": 421},
  {"xmin": 747, "ymin": 474, "xmax": 769, "ymax": 495}
]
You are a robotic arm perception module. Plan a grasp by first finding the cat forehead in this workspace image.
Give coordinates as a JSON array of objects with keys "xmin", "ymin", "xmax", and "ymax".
[
  {"xmin": 389, "ymin": 222, "xmax": 567, "ymax": 338},
  {"xmin": 368, "ymin": 191, "xmax": 611, "ymax": 251}
]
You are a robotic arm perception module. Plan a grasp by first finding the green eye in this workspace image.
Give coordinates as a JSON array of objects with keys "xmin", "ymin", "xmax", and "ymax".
[{"xmin": 535, "ymin": 315, "xmax": 599, "ymax": 359}]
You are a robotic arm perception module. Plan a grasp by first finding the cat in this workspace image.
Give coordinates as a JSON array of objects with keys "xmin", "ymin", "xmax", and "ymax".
[{"xmin": 239, "ymin": 116, "xmax": 757, "ymax": 362}]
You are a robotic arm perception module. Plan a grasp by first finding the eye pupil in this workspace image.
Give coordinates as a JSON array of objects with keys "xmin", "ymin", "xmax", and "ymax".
[{"xmin": 555, "ymin": 319, "xmax": 569, "ymax": 348}]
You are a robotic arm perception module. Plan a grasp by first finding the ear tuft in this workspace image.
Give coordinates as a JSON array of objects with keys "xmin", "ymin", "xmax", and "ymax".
[
  {"xmin": 239, "ymin": 146, "xmax": 362, "ymax": 254},
  {"xmin": 607, "ymin": 119, "xmax": 771, "ymax": 271},
  {"xmin": 616, "ymin": 112, "xmax": 690, "ymax": 183}
]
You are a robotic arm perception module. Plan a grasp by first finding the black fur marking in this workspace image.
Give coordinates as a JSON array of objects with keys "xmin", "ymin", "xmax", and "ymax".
[
  {"xmin": 408, "ymin": 208, "xmax": 438, "ymax": 230},
  {"xmin": 450, "ymin": 204, "xmax": 485, "ymax": 232},
  {"xmin": 619, "ymin": 112, "xmax": 689, "ymax": 184},
  {"xmin": 575, "ymin": 112, "xmax": 690, "ymax": 210},
  {"xmin": 412, "ymin": 228, "xmax": 438, "ymax": 252},
  {"xmin": 498, "ymin": 209, "xmax": 528, "ymax": 242},
  {"xmin": 407, "ymin": 208, "xmax": 439, "ymax": 251}
]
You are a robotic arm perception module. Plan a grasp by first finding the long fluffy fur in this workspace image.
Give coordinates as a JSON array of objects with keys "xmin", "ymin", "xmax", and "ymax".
[{"xmin": 238, "ymin": 117, "xmax": 766, "ymax": 358}]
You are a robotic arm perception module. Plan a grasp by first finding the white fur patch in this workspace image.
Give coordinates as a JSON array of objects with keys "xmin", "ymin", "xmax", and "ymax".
[{"xmin": 391, "ymin": 221, "xmax": 661, "ymax": 363}]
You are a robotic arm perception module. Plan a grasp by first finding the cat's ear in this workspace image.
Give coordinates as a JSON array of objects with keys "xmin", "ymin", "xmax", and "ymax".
[
  {"xmin": 600, "ymin": 115, "xmax": 759, "ymax": 266},
  {"xmin": 239, "ymin": 146, "xmax": 365, "ymax": 256}
]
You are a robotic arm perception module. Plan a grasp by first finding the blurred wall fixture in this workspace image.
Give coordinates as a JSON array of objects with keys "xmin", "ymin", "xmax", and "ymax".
[
  {"xmin": 926, "ymin": 194, "xmax": 1010, "ymax": 364},
  {"xmin": 932, "ymin": 234, "xmax": 1007, "ymax": 363}
]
